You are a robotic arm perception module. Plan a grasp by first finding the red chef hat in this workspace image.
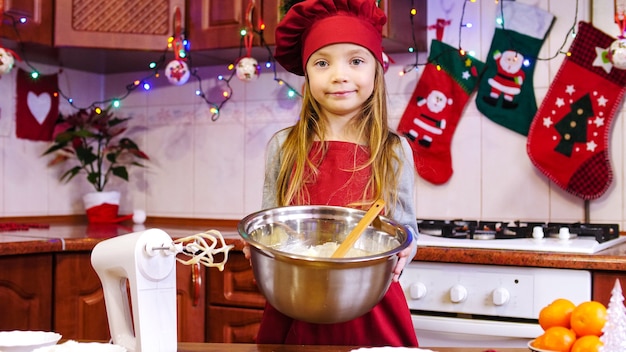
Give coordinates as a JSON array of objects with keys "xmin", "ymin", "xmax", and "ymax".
[{"xmin": 274, "ymin": 0, "xmax": 386, "ymax": 76}]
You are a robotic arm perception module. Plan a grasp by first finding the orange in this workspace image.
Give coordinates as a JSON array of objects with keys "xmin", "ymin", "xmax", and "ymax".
[
  {"xmin": 571, "ymin": 335, "xmax": 603, "ymax": 352},
  {"xmin": 531, "ymin": 334, "xmax": 547, "ymax": 350},
  {"xmin": 540, "ymin": 326, "xmax": 577, "ymax": 352},
  {"xmin": 539, "ymin": 298, "xmax": 576, "ymax": 330},
  {"xmin": 570, "ymin": 301, "xmax": 607, "ymax": 337}
]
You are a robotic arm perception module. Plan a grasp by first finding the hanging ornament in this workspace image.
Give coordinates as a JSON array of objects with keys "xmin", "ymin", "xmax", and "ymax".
[
  {"xmin": 428, "ymin": 18, "xmax": 452, "ymax": 42},
  {"xmin": 611, "ymin": 1, "xmax": 626, "ymax": 70},
  {"xmin": 236, "ymin": 57, "xmax": 260, "ymax": 81},
  {"xmin": 236, "ymin": 0, "xmax": 260, "ymax": 82},
  {"xmin": 609, "ymin": 38, "xmax": 626, "ymax": 70},
  {"xmin": 0, "ymin": 48, "xmax": 15, "ymax": 75},
  {"xmin": 0, "ymin": 47, "xmax": 21, "ymax": 75},
  {"xmin": 165, "ymin": 6, "xmax": 190, "ymax": 85},
  {"xmin": 165, "ymin": 59, "xmax": 190, "ymax": 85}
]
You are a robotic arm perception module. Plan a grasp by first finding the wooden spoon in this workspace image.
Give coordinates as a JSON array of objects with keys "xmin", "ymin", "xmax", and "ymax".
[{"xmin": 331, "ymin": 199, "xmax": 386, "ymax": 258}]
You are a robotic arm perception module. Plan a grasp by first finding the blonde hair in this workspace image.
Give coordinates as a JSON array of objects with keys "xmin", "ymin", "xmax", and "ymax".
[{"xmin": 275, "ymin": 64, "xmax": 403, "ymax": 212}]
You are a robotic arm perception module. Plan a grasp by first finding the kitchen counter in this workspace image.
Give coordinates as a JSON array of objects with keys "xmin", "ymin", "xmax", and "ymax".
[
  {"xmin": 1, "ymin": 220, "xmax": 626, "ymax": 271},
  {"xmin": 1, "ymin": 219, "xmax": 620, "ymax": 345},
  {"xmin": 176, "ymin": 343, "xmax": 525, "ymax": 352}
]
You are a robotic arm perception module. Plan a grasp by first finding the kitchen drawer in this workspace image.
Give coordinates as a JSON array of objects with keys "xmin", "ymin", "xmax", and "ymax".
[
  {"xmin": 0, "ymin": 254, "xmax": 53, "ymax": 331},
  {"xmin": 207, "ymin": 305, "xmax": 263, "ymax": 343},
  {"xmin": 54, "ymin": 252, "xmax": 206, "ymax": 342},
  {"xmin": 208, "ymin": 251, "xmax": 265, "ymax": 309}
]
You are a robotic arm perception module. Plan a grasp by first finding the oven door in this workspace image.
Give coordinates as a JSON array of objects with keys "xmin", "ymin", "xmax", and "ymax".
[{"xmin": 412, "ymin": 313, "xmax": 542, "ymax": 348}]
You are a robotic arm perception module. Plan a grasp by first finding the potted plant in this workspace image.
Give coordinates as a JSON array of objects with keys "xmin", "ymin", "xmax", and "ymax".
[{"xmin": 43, "ymin": 106, "xmax": 149, "ymax": 222}]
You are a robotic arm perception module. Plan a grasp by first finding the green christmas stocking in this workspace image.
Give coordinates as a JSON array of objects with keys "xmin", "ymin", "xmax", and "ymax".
[
  {"xmin": 476, "ymin": 1, "xmax": 555, "ymax": 135},
  {"xmin": 527, "ymin": 22, "xmax": 626, "ymax": 200}
]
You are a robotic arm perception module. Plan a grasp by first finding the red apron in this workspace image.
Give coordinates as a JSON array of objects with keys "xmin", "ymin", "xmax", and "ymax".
[{"xmin": 256, "ymin": 141, "xmax": 418, "ymax": 347}]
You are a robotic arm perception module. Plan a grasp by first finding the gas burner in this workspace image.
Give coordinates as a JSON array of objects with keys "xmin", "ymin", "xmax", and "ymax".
[
  {"xmin": 545, "ymin": 223, "xmax": 619, "ymax": 243},
  {"xmin": 416, "ymin": 219, "xmax": 621, "ymax": 243},
  {"xmin": 416, "ymin": 219, "xmax": 477, "ymax": 239}
]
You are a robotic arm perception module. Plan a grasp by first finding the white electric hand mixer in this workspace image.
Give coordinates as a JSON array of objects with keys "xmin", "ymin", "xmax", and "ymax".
[{"xmin": 91, "ymin": 228, "xmax": 233, "ymax": 352}]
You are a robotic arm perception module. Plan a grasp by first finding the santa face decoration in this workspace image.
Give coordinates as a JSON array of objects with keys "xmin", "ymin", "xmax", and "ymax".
[
  {"xmin": 0, "ymin": 48, "xmax": 15, "ymax": 75},
  {"xmin": 484, "ymin": 50, "xmax": 525, "ymax": 107},
  {"xmin": 608, "ymin": 38, "xmax": 626, "ymax": 70},
  {"xmin": 236, "ymin": 57, "xmax": 259, "ymax": 81},
  {"xmin": 165, "ymin": 59, "xmax": 190, "ymax": 85},
  {"xmin": 405, "ymin": 89, "xmax": 452, "ymax": 148}
]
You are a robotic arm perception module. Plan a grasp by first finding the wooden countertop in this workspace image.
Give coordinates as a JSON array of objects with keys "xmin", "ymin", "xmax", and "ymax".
[
  {"xmin": 1, "ymin": 220, "xmax": 625, "ymax": 271},
  {"xmin": 176, "ymin": 343, "xmax": 525, "ymax": 352}
]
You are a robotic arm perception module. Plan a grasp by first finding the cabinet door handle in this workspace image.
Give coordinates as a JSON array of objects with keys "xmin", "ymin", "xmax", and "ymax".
[{"xmin": 192, "ymin": 262, "xmax": 201, "ymax": 307}]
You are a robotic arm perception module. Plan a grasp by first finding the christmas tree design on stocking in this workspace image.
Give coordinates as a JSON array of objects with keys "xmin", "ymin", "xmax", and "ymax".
[
  {"xmin": 396, "ymin": 39, "xmax": 484, "ymax": 184},
  {"xmin": 527, "ymin": 22, "xmax": 626, "ymax": 200}
]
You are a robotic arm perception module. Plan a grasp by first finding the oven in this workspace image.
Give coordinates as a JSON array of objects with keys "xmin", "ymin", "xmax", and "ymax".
[{"xmin": 398, "ymin": 220, "xmax": 626, "ymax": 348}]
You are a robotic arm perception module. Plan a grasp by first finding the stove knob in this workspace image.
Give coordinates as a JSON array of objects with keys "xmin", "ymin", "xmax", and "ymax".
[
  {"xmin": 409, "ymin": 282, "xmax": 427, "ymax": 300},
  {"xmin": 558, "ymin": 227, "xmax": 571, "ymax": 240},
  {"xmin": 449, "ymin": 284, "xmax": 467, "ymax": 303},
  {"xmin": 492, "ymin": 287, "xmax": 510, "ymax": 306}
]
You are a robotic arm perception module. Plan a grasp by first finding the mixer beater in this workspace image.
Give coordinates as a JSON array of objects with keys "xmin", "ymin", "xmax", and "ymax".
[{"xmin": 91, "ymin": 228, "xmax": 234, "ymax": 352}]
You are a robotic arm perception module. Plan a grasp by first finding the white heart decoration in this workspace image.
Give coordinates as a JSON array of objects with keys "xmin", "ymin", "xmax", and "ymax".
[{"xmin": 27, "ymin": 91, "xmax": 51, "ymax": 124}]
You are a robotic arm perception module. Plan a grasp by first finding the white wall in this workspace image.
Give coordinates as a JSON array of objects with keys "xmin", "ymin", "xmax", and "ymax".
[{"xmin": 2, "ymin": 0, "xmax": 625, "ymax": 227}]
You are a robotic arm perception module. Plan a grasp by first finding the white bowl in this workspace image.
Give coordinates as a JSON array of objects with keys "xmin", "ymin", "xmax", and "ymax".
[
  {"xmin": 0, "ymin": 330, "xmax": 62, "ymax": 352},
  {"xmin": 528, "ymin": 340, "xmax": 558, "ymax": 352},
  {"xmin": 32, "ymin": 340, "xmax": 127, "ymax": 352}
]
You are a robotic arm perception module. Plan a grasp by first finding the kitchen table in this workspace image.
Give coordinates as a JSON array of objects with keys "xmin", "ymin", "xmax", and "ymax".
[{"xmin": 177, "ymin": 343, "xmax": 525, "ymax": 352}]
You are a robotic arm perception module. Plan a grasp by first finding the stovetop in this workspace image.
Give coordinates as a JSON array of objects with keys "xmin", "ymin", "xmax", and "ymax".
[{"xmin": 416, "ymin": 219, "xmax": 626, "ymax": 254}]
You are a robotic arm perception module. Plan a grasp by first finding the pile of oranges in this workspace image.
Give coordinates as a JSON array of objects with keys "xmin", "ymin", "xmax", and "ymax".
[{"xmin": 531, "ymin": 298, "xmax": 608, "ymax": 352}]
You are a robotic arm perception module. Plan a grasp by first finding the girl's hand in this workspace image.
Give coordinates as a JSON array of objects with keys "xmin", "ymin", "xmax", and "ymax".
[
  {"xmin": 240, "ymin": 239, "xmax": 252, "ymax": 262},
  {"xmin": 392, "ymin": 242, "xmax": 415, "ymax": 282}
]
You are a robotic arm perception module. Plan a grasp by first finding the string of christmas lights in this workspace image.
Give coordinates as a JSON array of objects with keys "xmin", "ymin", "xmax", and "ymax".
[
  {"xmin": 0, "ymin": 4, "xmax": 304, "ymax": 121},
  {"xmin": 1, "ymin": 0, "xmax": 584, "ymax": 120},
  {"xmin": 402, "ymin": 0, "xmax": 583, "ymax": 77},
  {"xmin": 399, "ymin": 0, "xmax": 425, "ymax": 75}
]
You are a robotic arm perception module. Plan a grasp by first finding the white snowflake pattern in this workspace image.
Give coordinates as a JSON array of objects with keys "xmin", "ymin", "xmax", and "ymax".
[
  {"xmin": 462, "ymin": 71, "xmax": 470, "ymax": 80},
  {"xmin": 598, "ymin": 95, "xmax": 608, "ymax": 107},
  {"xmin": 565, "ymin": 84, "xmax": 576, "ymax": 95}
]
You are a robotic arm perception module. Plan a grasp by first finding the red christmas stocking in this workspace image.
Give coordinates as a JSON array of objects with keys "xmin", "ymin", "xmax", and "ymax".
[
  {"xmin": 396, "ymin": 39, "xmax": 484, "ymax": 184},
  {"xmin": 527, "ymin": 22, "xmax": 626, "ymax": 200}
]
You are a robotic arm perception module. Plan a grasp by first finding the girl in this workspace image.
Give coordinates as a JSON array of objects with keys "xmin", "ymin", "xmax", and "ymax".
[{"xmin": 250, "ymin": 0, "xmax": 419, "ymax": 346}]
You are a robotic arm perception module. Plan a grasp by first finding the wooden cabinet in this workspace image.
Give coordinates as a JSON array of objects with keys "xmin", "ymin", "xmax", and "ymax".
[
  {"xmin": 0, "ymin": 0, "xmax": 53, "ymax": 45},
  {"xmin": 53, "ymin": 252, "xmax": 110, "ymax": 341},
  {"xmin": 0, "ymin": 254, "xmax": 53, "ymax": 331},
  {"xmin": 187, "ymin": 0, "xmax": 278, "ymax": 50},
  {"xmin": 176, "ymin": 262, "xmax": 207, "ymax": 342},
  {"xmin": 53, "ymin": 252, "xmax": 206, "ymax": 342},
  {"xmin": 185, "ymin": 0, "xmax": 428, "ymax": 53},
  {"xmin": 593, "ymin": 271, "xmax": 626, "ymax": 306},
  {"xmin": 207, "ymin": 251, "xmax": 265, "ymax": 343},
  {"xmin": 54, "ymin": 0, "xmax": 185, "ymax": 50}
]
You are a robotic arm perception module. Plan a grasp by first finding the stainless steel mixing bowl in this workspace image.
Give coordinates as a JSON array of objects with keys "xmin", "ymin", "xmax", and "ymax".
[{"xmin": 238, "ymin": 205, "xmax": 411, "ymax": 324}]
